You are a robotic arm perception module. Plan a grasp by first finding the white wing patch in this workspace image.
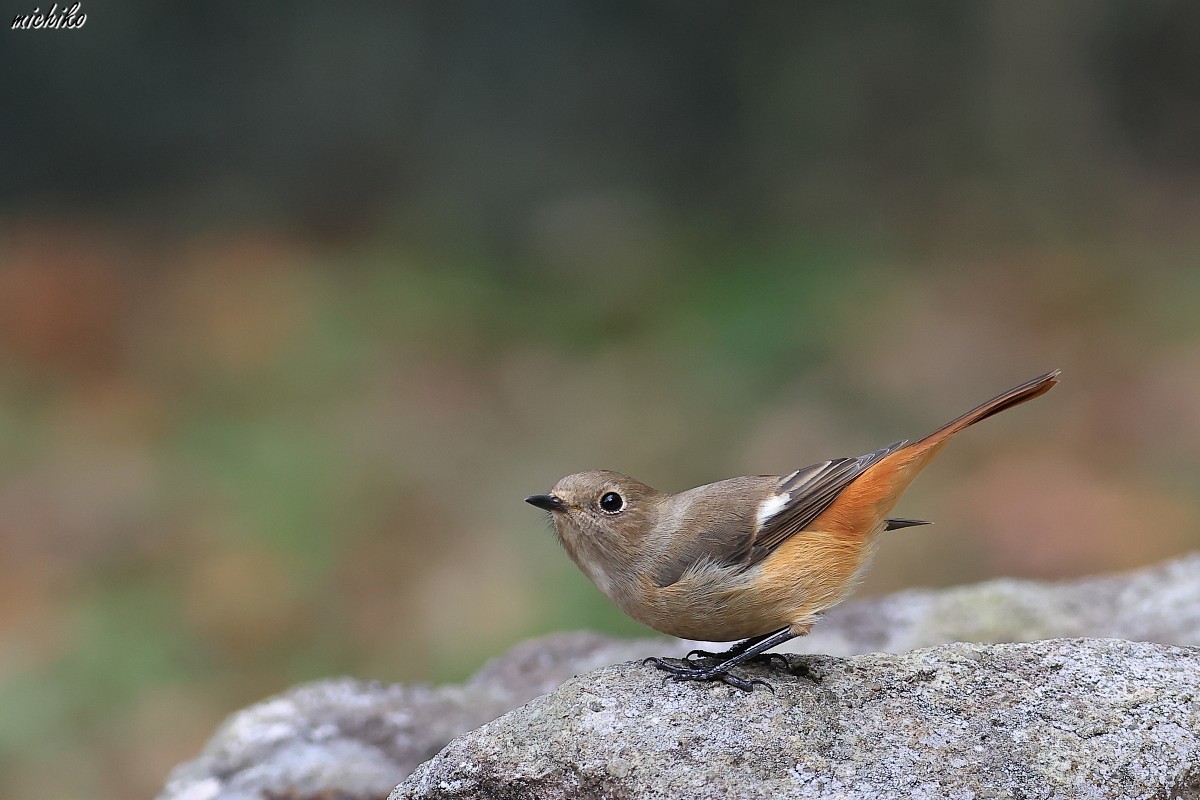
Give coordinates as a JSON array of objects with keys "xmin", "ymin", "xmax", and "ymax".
[{"xmin": 756, "ymin": 491, "xmax": 791, "ymax": 528}]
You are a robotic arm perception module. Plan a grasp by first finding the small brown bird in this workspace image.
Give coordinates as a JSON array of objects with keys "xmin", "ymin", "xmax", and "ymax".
[{"xmin": 526, "ymin": 371, "xmax": 1059, "ymax": 690}]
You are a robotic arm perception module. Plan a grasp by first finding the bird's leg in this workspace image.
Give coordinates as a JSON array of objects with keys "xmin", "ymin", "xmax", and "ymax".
[
  {"xmin": 684, "ymin": 629, "xmax": 778, "ymax": 662},
  {"xmin": 645, "ymin": 627, "xmax": 798, "ymax": 692},
  {"xmin": 684, "ymin": 620, "xmax": 812, "ymax": 667}
]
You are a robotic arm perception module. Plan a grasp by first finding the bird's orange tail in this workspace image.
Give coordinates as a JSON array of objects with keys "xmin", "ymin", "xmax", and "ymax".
[
  {"xmin": 909, "ymin": 369, "xmax": 1060, "ymax": 455},
  {"xmin": 811, "ymin": 370, "xmax": 1059, "ymax": 537}
]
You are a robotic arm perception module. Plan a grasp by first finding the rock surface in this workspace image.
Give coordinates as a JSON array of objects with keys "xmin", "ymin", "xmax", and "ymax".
[
  {"xmin": 157, "ymin": 633, "xmax": 688, "ymax": 800},
  {"xmin": 395, "ymin": 638, "xmax": 1200, "ymax": 800},
  {"xmin": 159, "ymin": 553, "xmax": 1200, "ymax": 800},
  {"xmin": 785, "ymin": 551, "xmax": 1200, "ymax": 658}
]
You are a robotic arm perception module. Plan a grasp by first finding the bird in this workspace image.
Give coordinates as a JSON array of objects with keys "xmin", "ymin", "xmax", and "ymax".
[{"xmin": 525, "ymin": 370, "xmax": 1059, "ymax": 691}]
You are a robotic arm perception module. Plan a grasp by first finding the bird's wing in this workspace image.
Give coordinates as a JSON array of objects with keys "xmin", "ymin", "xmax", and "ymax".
[
  {"xmin": 651, "ymin": 441, "xmax": 908, "ymax": 588},
  {"xmin": 737, "ymin": 440, "xmax": 909, "ymax": 568}
]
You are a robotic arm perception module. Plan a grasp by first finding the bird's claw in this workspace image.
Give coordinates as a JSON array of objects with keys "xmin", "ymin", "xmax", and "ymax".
[
  {"xmin": 684, "ymin": 649, "xmax": 789, "ymax": 670},
  {"xmin": 756, "ymin": 652, "xmax": 791, "ymax": 669},
  {"xmin": 684, "ymin": 648, "xmax": 721, "ymax": 661}
]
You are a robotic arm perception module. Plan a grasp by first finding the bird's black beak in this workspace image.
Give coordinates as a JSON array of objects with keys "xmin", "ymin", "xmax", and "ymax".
[{"xmin": 525, "ymin": 494, "xmax": 565, "ymax": 512}]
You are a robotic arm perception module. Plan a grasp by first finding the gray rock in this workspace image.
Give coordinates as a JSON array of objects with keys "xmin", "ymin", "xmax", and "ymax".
[
  {"xmin": 159, "ymin": 553, "xmax": 1200, "ymax": 800},
  {"xmin": 394, "ymin": 638, "xmax": 1200, "ymax": 800},
  {"xmin": 784, "ymin": 551, "xmax": 1200, "ymax": 658},
  {"xmin": 156, "ymin": 633, "xmax": 687, "ymax": 800}
]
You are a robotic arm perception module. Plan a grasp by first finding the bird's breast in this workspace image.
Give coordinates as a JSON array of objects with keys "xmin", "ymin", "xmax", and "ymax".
[{"xmin": 618, "ymin": 564, "xmax": 785, "ymax": 642}]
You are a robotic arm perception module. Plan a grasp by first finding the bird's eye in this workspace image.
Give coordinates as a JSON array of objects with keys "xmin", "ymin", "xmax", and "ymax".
[{"xmin": 598, "ymin": 491, "xmax": 625, "ymax": 514}]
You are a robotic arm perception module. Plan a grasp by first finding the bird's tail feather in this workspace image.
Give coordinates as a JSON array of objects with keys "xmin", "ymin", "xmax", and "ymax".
[
  {"xmin": 810, "ymin": 370, "xmax": 1059, "ymax": 538},
  {"xmin": 911, "ymin": 369, "xmax": 1060, "ymax": 453}
]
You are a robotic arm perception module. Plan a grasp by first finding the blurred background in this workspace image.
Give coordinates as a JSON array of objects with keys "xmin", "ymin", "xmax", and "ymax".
[{"xmin": 3, "ymin": 2, "xmax": 1200, "ymax": 797}]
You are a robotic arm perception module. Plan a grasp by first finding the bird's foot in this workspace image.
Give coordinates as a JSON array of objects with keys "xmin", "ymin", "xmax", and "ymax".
[
  {"xmin": 684, "ymin": 647, "xmax": 789, "ymax": 669},
  {"xmin": 643, "ymin": 657, "xmax": 774, "ymax": 693},
  {"xmin": 684, "ymin": 647, "xmax": 726, "ymax": 661}
]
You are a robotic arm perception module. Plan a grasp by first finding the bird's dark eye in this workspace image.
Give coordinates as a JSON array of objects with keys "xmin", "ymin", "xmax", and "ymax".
[{"xmin": 598, "ymin": 491, "xmax": 624, "ymax": 514}]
